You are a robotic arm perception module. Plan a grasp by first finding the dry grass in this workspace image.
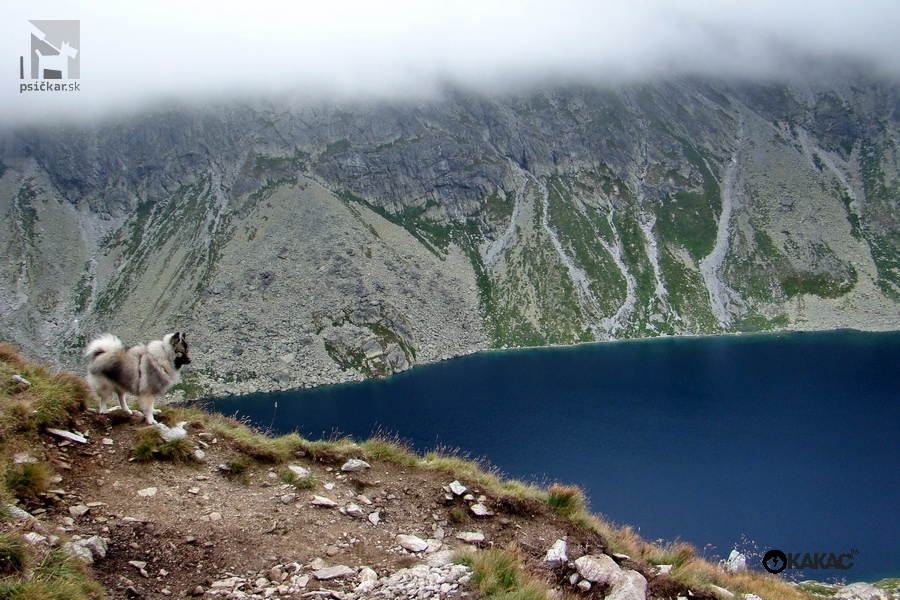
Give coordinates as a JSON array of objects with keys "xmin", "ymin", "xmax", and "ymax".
[
  {"xmin": 0, "ymin": 342, "xmax": 106, "ymax": 599},
  {"xmin": 456, "ymin": 544, "xmax": 552, "ymax": 600}
]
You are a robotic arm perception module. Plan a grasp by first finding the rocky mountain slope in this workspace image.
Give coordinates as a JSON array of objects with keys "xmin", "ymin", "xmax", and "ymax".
[{"xmin": 1, "ymin": 71, "xmax": 898, "ymax": 394}]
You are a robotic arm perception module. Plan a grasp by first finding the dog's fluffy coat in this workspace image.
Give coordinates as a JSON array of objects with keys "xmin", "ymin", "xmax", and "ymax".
[{"xmin": 84, "ymin": 332, "xmax": 191, "ymax": 424}]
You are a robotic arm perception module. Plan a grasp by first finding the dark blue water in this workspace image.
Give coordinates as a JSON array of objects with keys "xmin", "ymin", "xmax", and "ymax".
[{"xmin": 199, "ymin": 330, "xmax": 900, "ymax": 581}]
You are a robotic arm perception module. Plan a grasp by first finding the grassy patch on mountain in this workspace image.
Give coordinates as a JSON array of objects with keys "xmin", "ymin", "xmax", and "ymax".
[{"xmin": 654, "ymin": 140, "xmax": 722, "ymax": 263}]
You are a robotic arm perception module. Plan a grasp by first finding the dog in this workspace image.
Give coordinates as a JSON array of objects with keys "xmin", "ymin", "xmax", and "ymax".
[{"xmin": 84, "ymin": 332, "xmax": 191, "ymax": 424}]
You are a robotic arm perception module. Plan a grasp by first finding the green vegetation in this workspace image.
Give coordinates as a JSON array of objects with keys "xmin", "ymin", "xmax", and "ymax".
[
  {"xmin": 0, "ymin": 343, "xmax": 104, "ymax": 599},
  {"xmin": 243, "ymin": 149, "xmax": 309, "ymax": 178},
  {"xmin": 94, "ymin": 175, "xmax": 235, "ymax": 317},
  {"xmin": 0, "ymin": 546, "xmax": 104, "ymax": 600},
  {"xmin": 339, "ymin": 190, "xmax": 452, "ymax": 257},
  {"xmin": 546, "ymin": 483, "xmax": 586, "ymax": 518},
  {"xmin": 14, "ymin": 182, "xmax": 39, "ymax": 244},
  {"xmin": 858, "ymin": 142, "xmax": 900, "ymax": 299},
  {"xmin": 4, "ymin": 463, "xmax": 51, "ymax": 502},
  {"xmin": 781, "ymin": 268, "xmax": 858, "ymax": 299},
  {"xmin": 132, "ymin": 426, "xmax": 197, "ymax": 463},
  {"xmin": 655, "ymin": 140, "xmax": 721, "ymax": 263},
  {"xmin": 658, "ymin": 247, "xmax": 719, "ymax": 332},
  {"xmin": 456, "ymin": 546, "xmax": 548, "ymax": 600},
  {"xmin": 320, "ymin": 138, "xmax": 352, "ymax": 160},
  {"xmin": 545, "ymin": 176, "xmax": 627, "ymax": 315}
]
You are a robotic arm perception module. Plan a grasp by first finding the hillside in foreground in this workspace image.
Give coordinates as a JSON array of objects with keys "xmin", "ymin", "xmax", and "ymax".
[{"xmin": 1, "ymin": 342, "xmax": 897, "ymax": 600}]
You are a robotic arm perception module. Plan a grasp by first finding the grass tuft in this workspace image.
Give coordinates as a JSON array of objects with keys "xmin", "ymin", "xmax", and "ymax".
[
  {"xmin": 546, "ymin": 483, "xmax": 586, "ymax": 517},
  {"xmin": 278, "ymin": 468, "xmax": 317, "ymax": 490},
  {"xmin": 360, "ymin": 435, "xmax": 418, "ymax": 467},
  {"xmin": 457, "ymin": 545, "xmax": 550, "ymax": 599},
  {"xmin": 132, "ymin": 427, "xmax": 197, "ymax": 463},
  {"xmin": 5, "ymin": 462, "xmax": 51, "ymax": 501},
  {"xmin": 0, "ymin": 532, "xmax": 28, "ymax": 577}
]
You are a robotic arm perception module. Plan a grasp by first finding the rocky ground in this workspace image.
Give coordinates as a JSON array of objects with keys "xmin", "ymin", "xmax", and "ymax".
[
  {"xmin": 8, "ymin": 408, "xmax": 703, "ymax": 600},
  {"xmin": 4, "ymin": 397, "xmax": 898, "ymax": 599}
]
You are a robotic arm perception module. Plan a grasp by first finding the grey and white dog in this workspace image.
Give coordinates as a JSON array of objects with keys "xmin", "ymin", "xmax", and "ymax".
[{"xmin": 84, "ymin": 332, "xmax": 191, "ymax": 424}]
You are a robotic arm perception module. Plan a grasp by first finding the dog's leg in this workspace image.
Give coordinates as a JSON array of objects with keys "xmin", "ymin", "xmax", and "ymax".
[
  {"xmin": 116, "ymin": 392, "xmax": 133, "ymax": 415},
  {"xmin": 138, "ymin": 395, "xmax": 157, "ymax": 424},
  {"xmin": 97, "ymin": 392, "xmax": 108, "ymax": 414}
]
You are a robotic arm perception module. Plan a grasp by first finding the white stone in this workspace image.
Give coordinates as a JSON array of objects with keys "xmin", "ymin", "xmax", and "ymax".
[
  {"xmin": 343, "ymin": 503, "xmax": 366, "ymax": 518},
  {"xmin": 13, "ymin": 452, "xmax": 38, "ymax": 464},
  {"xmin": 544, "ymin": 539, "xmax": 568, "ymax": 565},
  {"xmin": 288, "ymin": 465, "xmax": 310, "ymax": 479},
  {"xmin": 313, "ymin": 565, "xmax": 355, "ymax": 580},
  {"xmin": 575, "ymin": 554, "xmax": 622, "ymax": 585},
  {"xmin": 46, "ymin": 428, "xmax": 87, "ymax": 444},
  {"xmin": 80, "ymin": 535, "xmax": 108, "ymax": 560},
  {"xmin": 210, "ymin": 576, "xmax": 240, "ymax": 589},
  {"xmin": 396, "ymin": 534, "xmax": 429, "ymax": 553},
  {"xmin": 358, "ymin": 567, "xmax": 378, "ymax": 583},
  {"xmin": 311, "ymin": 495, "xmax": 338, "ymax": 508},
  {"xmin": 448, "ymin": 480, "xmax": 467, "ymax": 495},
  {"xmin": 23, "ymin": 532, "xmax": 47, "ymax": 545},
  {"xmin": 709, "ymin": 584, "xmax": 735, "ymax": 598},
  {"xmin": 607, "ymin": 569, "xmax": 647, "ymax": 600},
  {"xmin": 469, "ymin": 502, "xmax": 493, "ymax": 516},
  {"xmin": 63, "ymin": 541, "xmax": 94, "ymax": 564},
  {"xmin": 456, "ymin": 531, "xmax": 485, "ymax": 544},
  {"xmin": 155, "ymin": 421, "xmax": 188, "ymax": 442},
  {"xmin": 340, "ymin": 459, "xmax": 371, "ymax": 472},
  {"xmin": 4, "ymin": 505, "xmax": 33, "ymax": 520},
  {"xmin": 69, "ymin": 504, "xmax": 90, "ymax": 517},
  {"xmin": 368, "ymin": 510, "xmax": 381, "ymax": 526},
  {"xmin": 137, "ymin": 487, "xmax": 158, "ymax": 498},
  {"xmin": 725, "ymin": 549, "xmax": 747, "ymax": 573}
]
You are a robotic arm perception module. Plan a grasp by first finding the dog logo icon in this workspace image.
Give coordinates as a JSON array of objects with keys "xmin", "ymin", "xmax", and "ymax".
[{"xmin": 22, "ymin": 20, "xmax": 80, "ymax": 80}]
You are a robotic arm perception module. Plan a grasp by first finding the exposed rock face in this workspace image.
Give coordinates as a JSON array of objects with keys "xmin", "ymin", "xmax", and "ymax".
[{"xmin": 1, "ymin": 72, "xmax": 898, "ymax": 394}]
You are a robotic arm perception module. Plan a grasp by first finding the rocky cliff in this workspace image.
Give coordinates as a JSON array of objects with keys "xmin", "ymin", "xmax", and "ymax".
[{"xmin": 1, "ymin": 72, "xmax": 898, "ymax": 395}]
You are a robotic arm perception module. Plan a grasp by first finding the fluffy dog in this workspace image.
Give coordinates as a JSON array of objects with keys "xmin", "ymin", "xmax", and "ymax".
[{"xmin": 84, "ymin": 332, "xmax": 191, "ymax": 424}]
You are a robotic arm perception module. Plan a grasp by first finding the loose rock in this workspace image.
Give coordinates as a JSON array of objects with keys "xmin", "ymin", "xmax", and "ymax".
[{"xmin": 396, "ymin": 534, "xmax": 428, "ymax": 553}]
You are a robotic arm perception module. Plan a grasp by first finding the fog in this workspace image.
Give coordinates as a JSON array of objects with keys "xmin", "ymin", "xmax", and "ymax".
[{"xmin": 3, "ymin": 0, "xmax": 900, "ymax": 124}]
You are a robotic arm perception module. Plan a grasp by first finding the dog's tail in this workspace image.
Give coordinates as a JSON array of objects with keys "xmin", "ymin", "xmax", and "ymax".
[{"xmin": 84, "ymin": 333, "xmax": 125, "ymax": 360}]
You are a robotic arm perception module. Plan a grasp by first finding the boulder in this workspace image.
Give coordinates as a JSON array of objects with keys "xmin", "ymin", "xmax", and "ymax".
[
  {"xmin": 724, "ymin": 549, "xmax": 747, "ymax": 573},
  {"xmin": 607, "ymin": 569, "xmax": 647, "ymax": 600},
  {"xmin": 574, "ymin": 554, "xmax": 621, "ymax": 585},
  {"xmin": 396, "ymin": 534, "xmax": 428, "ymax": 553},
  {"xmin": 341, "ymin": 459, "xmax": 371, "ymax": 472},
  {"xmin": 313, "ymin": 565, "xmax": 355, "ymax": 580},
  {"xmin": 544, "ymin": 539, "xmax": 568, "ymax": 566},
  {"xmin": 834, "ymin": 582, "xmax": 889, "ymax": 600}
]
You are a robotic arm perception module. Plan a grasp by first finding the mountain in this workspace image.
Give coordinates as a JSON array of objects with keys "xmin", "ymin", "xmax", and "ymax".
[{"xmin": 1, "ymin": 71, "xmax": 898, "ymax": 395}]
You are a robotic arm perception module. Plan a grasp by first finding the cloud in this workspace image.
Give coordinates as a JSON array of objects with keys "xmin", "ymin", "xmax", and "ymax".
[{"xmin": 2, "ymin": 0, "xmax": 899, "ymax": 124}]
